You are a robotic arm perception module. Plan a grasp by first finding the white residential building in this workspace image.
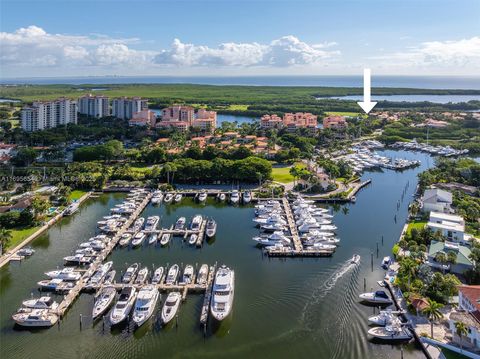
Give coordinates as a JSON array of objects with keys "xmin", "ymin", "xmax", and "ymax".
[
  {"xmin": 112, "ymin": 97, "xmax": 148, "ymax": 120},
  {"xmin": 448, "ymin": 285, "xmax": 480, "ymax": 350},
  {"xmin": 427, "ymin": 211, "xmax": 466, "ymax": 243},
  {"xmin": 421, "ymin": 188, "xmax": 453, "ymax": 213},
  {"xmin": 21, "ymin": 98, "xmax": 77, "ymax": 132},
  {"xmin": 78, "ymin": 94, "xmax": 110, "ymax": 118}
]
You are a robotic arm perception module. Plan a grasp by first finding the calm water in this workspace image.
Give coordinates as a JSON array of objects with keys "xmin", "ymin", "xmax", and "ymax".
[
  {"xmin": 151, "ymin": 109, "xmax": 256, "ymax": 125},
  {"xmin": 0, "ymin": 150, "xmax": 437, "ymax": 359},
  {"xmin": 318, "ymin": 94, "xmax": 480, "ymax": 104},
  {"xmin": 2, "ymin": 76, "xmax": 480, "ymax": 90}
]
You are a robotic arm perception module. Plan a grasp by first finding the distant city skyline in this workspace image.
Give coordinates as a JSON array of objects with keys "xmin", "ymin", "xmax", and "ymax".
[{"xmin": 1, "ymin": 0, "xmax": 479, "ymax": 78}]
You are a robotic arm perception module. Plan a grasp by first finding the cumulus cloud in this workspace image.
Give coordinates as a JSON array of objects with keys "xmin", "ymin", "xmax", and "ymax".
[
  {"xmin": 154, "ymin": 35, "xmax": 339, "ymax": 67},
  {"xmin": 371, "ymin": 36, "xmax": 480, "ymax": 69}
]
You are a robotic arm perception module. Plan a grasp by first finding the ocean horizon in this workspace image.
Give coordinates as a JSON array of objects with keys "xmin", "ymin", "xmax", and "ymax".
[{"xmin": 1, "ymin": 75, "xmax": 480, "ymax": 90}]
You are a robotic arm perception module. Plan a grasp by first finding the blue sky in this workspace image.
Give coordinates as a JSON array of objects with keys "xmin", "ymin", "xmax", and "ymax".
[{"xmin": 1, "ymin": 0, "xmax": 479, "ymax": 77}]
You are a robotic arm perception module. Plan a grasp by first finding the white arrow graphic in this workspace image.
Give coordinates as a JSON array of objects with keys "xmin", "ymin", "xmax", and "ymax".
[{"xmin": 357, "ymin": 69, "xmax": 377, "ymax": 114}]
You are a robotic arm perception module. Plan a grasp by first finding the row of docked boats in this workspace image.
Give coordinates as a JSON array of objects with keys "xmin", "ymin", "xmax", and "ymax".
[
  {"xmin": 89, "ymin": 264, "xmax": 234, "ymax": 328},
  {"xmin": 391, "ymin": 140, "xmax": 469, "ymax": 156},
  {"xmin": 151, "ymin": 189, "xmax": 252, "ymax": 205},
  {"xmin": 359, "ymin": 288, "xmax": 412, "ymax": 342}
]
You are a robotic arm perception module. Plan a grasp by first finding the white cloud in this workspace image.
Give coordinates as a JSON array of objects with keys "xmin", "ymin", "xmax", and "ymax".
[{"xmin": 154, "ymin": 35, "xmax": 339, "ymax": 67}]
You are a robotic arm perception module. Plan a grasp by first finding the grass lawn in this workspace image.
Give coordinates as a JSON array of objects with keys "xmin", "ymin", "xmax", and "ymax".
[
  {"xmin": 271, "ymin": 163, "xmax": 306, "ymax": 184},
  {"xmin": 406, "ymin": 220, "xmax": 427, "ymax": 235},
  {"xmin": 8, "ymin": 226, "xmax": 41, "ymax": 249},
  {"xmin": 325, "ymin": 111, "xmax": 362, "ymax": 117},
  {"xmin": 68, "ymin": 190, "xmax": 87, "ymax": 202}
]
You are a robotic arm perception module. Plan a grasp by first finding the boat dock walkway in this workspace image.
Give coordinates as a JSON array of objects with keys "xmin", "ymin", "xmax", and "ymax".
[
  {"xmin": 55, "ymin": 192, "xmax": 153, "ymax": 317},
  {"xmin": 142, "ymin": 219, "xmax": 207, "ymax": 247},
  {"xmin": 282, "ymin": 197, "xmax": 302, "ymax": 251},
  {"xmin": 200, "ymin": 265, "xmax": 216, "ymax": 325}
]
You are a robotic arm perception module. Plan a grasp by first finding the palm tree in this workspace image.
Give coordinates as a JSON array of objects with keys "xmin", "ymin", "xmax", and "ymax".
[
  {"xmin": 0, "ymin": 228, "xmax": 13, "ymax": 255},
  {"xmin": 455, "ymin": 321, "xmax": 468, "ymax": 352},
  {"xmin": 401, "ymin": 258, "xmax": 417, "ymax": 290},
  {"xmin": 435, "ymin": 252, "xmax": 448, "ymax": 274},
  {"xmin": 289, "ymin": 166, "xmax": 300, "ymax": 186},
  {"xmin": 422, "ymin": 299, "xmax": 444, "ymax": 339}
]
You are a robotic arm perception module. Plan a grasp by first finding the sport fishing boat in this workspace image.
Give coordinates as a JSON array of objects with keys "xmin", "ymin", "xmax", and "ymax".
[
  {"xmin": 12, "ymin": 309, "xmax": 58, "ymax": 327},
  {"xmin": 196, "ymin": 264, "xmax": 209, "ymax": 285},
  {"xmin": 134, "ymin": 267, "xmax": 149, "ymax": 285},
  {"xmin": 92, "ymin": 286, "xmax": 116, "ymax": 320},
  {"xmin": 181, "ymin": 265, "xmax": 194, "ymax": 284},
  {"xmin": 131, "ymin": 232, "xmax": 146, "ymax": 247},
  {"xmin": 205, "ymin": 219, "xmax": 217, "ymax": 238},
  {"xmin": 151, "ymin": 267, "xmax": 164, "ymax": 284},
  {"xmin": 210, "ymin": 265, "xmax": 235, "ymax": 321},
  {"xmin": 45, "ymin": 267, "xmax": 82, "ymax": 281},
  {"xmin": 230, "ymin": 190, "xmax": 240, "ymax": 204},
  {"xmin": 144, "ymin": 216, "xmax": 160, "ymax": 231},
  {"xmin": 161, "ymin": 292, "xmax": 181, "ymax": 324},
  {"xmin": 119, "ymin": 233, "xmax": 132, "ymax": 247},
  {"xmin": 160, "ymin": 233, "xmax": 171, "ymax": 246},
  {"xmin": 359, "ymin": 290, "xmax": 393, "ymax": 305},
  {"xmin": 368, "ymin": 310, "xmax": 403, "ymax": 326},
  {"xmin": 242, "ymin": 191, "xmax": 252, "ymax": 204},
  {"xmin": 109, "ymin": 286, "xmax": 137, "ymax": 325},
  {"xmin": 165, "ymin": 264, "xmax": 179, "ymax": 285},
  {"xmin": 132, "ymin": 285, "xmax": 159, "ymax": 327},
  {"xmin": 22, "ymin": 296, "xmax": 59, "ymax": 310},
  {"xmin": 174, "ymin": 217, "xmax": 186, "ymax": 230},
  {"xmin": 368, "ymin": 323, "xmax": 412, "ymax": 341},
  {"xmin": 188, "ymin": 234, "xmax": 198, "ymax": 245},
  {"xmin": 122, "ymin": 263, "xmax": 139, "ymax": 284},
  {"xmin": 190, "ymin": 215, "xmax": 203, "ymax": 230}
]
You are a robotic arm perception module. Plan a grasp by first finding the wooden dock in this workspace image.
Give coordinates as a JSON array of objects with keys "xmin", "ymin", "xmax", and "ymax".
[
  {"xmin": 55, "ymin": 192, "xmax": 153, "ymax": 317},
  {"xmin": 282, "ymin": 197, "xmax": 302, "ymax": 251},
  {"xmin": 200, "ymin": 265, "xmax": 216, "ymax": 325}
]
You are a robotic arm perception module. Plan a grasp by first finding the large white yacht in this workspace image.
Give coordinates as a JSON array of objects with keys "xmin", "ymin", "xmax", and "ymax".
[
  {"xmin": 190, "ymin": 215, "xmax": 203, "ymax": 231},
  {"xmin": 45, "ymin": 267, "xmax": 82, "ymax": 281},
  {"xmin": 92, "ymin": 286, "xmax": 116, "ymax": 320},
  {"xmin": 109, "ymin": 286, "xmax": 137, "ymax": 325},
  {"xmin": 165, "ymin": 264, "xmax": 179, "ymax": 285},
  {"xmin": 230, "ymin": 190, "xmax": 240, "ymax": 204},
  {"xmin": 132, "ymin": 285, "xmax": 159, "ymax": 327},
  {"xmin": 144, "ymin": 216, "xmax": 160, "ymax": 231},
  {"xmin": 210, "ymin": 265, "xmax": 235, "ymax": 321},
  {"xmin": 359, "ymin": 290, "xmax": 393, "ymax": 305},
  {"xmin": 161, "ymin": 292, "xmax": 181, "ymax": 324}
]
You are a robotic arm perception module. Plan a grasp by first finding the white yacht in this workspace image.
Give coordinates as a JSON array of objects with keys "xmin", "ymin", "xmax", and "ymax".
[
  {"xmin": 210, "ymin": 265, "xmax": 235, "ymax": 321},
  {"xmin": 148, "ymin": 233, "xmax": 158, "ymax": 245},
  {"xmin": 122, "ymin": 263, "xmax": 139, "ymax": 284},
  {"xmin": 12, "ymin": 309, "xmax": 58, "ymax": 327},
  {"xmin": 205, "ymin": 219, "xmax": 217, "ymax": 238},
  {"xmin": 190, "ymin": 215, "xmax": 203, "ymax": 230},
  {"xmin": 359, "ymin": 290, "xmax": 393, "ymax": 305},
  {"xmin": 45, "ymin": 267, "xmax": 82, "ymax": 281},
  {"xmin": 134, "ymin": 267, "xmax": 149, "ymax": 285},
  {"xmin": 22, "ymin": 296, "xmax": 58, "ymax": 310},
  {"xmin": 242, "ymin": 191, "xmax": 252, "ymax": 204},
  {"xmin": 189, "ymin": 234, "xmax": 198, "ymax": 245},
  {"xmin": 260, "ymin": 222, "xmax": 287, "ymax": 232},
  {"xmin": 165, "ymin": 264, "xmax": 179, "ymax": 285},
  {"xmin": 110, "ymin": 286, "xmax": 137, "ymax": 325},
  {"xmin": 131, "ymin": 232, "xmax": 146, "ymax": 247},
  {"xmin": 230, "ymin": 190, "xmax": 240, "ymax": 204},
  {"xmin": 181, "ymin": 265, "xmax": 194, "ymax": 284},
  {"xmin": 104, "ymin": 270, "xmax": 116, "ymax": 285},
  {"xmin": 368, "ymin": 310, "xmax": 403, "ymax": 326},
  {"xmin": 196, "ymin": 264, "xmax": 209, "ymax": 285},
  {"xmin": 253, "ymin": 214, "xmax": 286, "ymax": 226},
  {"xmin": 92, "ymin": 286, "xmax": 116, "ymax": 320},
  {"xmin": 252, "ymin": 231, "xmax": 291, "ymax": 247},
  {"xmin": 160, "ymin": 233, "xmax": 171, "ymax": 246},
  {"xmin": 132, "ymin": 285, "xmax": 159, "ymax": 327},
  {"xmin": 87, "ymin": 261, "xmax": 113, "ymax": 287},
  {"xmin": 198, "ymin": 191, "xmax": 208, "ymax": 202},
  {"xmin": 174, "ymin": 193, "xmax": 183, "ymax": 203},
  {"xmin": 151, "ymin": 192, "xmax": 163, "ymax": 205},
  {"xmin": 381, "ymin": 256, "xmax": 391, "ymax": 269},
  {"xmin": 161, "ymin": 292, "xmax": 181, "ymax": 324},
  {"xmin": 133, "ymin": 217, "xmax": 145, "ymax": 233},
  {"xmin": 144, "ymin": 216, "xmax": 160, "ymax": 231},
  {"xmin": 151, "ymin": 267, "xmax": 164, "ymax": 284},
  {"xmin": 63, "ymin": 253, "xmax": 93, "ymax": 266},
  {"xmin": 174, "ymin": 217, "xmax": 186, "ymax": 230},
  {"xmin": 218, "ymin": 193, "xmax": 226, "ymax": 201}
]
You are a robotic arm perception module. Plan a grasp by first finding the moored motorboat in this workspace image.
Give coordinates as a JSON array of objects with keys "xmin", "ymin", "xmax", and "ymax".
[
  {"xmin": 368, "ymin": 310, "xmax": 403, "ymax": 326},
  {"xmin": 22, "ymin": 296, "xmax": 58, "ymax": 310},
  {"xmin": 134, "ymin": 267, "xmax": 149, "ymax": 285},
  {"xmin": 196, "ymin": 264, "xmax": 209, "ymax": 285},
  {"xmin": 242, "ymin": 191, "xmax": 252, "ymax": 204},
  {"xmin": 132, "ymin": 217, "xmax": 145, "ymax": 233},
  {"xmin": 359, "ymin": 290, "xmax": 393, "ymax": 305},
  {"xmin": 381, "ymin": 256, "xmax": 391, "ymax": 269},
  {"xmin": 160, "ymin": 233, "xmax": 171, "ymax": 246},
  {"xmin": 144, "ymin": 216, "xmax": 160, "ymax": 231},
  {"xmin": 219, "ymin": 193, "xmax": 226, "ymax": 201},
  {"xmin": 368, "ymin": 323, "xmax": 412, "ymax": 341},
  {"xmin": 190, "ymin": 215, "xmax": 203, "ymax": 230},
  {"xmin": 165, "ymin": 264, "xmax": 179, "ymax": 285},
  {"xmin": 174, "ymin": 193, "xmax": 183, "ymax": 203},
  {"xmin": 174, "ymin": 217, "xmax": 186, "ymax": 230},
  {"xmin": 132, "ymin": 285, "xmax": 159, "ymax": 327},
  {"xmin": 205, "ymin": 219, "xmax": 217, "ymax": 238},
  {"xmin": 161, "ymin": 292, "xmax": 181, "ymax": 324},
  {"xmin": 198, "ymin": 191, "xmax": 207, "ymax": 202},
  {"xmin": 181, "ymin": 265, "xmax": 194, "ymax": 284},
  {"xmin": 230, "ymin": 190, "xmax": 240, "ymax": 204},
  {"xmin": 151, "ymin": 267, "xmax": 165, "ymax": 284},
  {"xmin": 163, "ymin": 193, "xmax": 173, "ymax": 203},
  {"xmin": 12, "ymin": 309, "xmax": 58, "ymax": 327},
  {"xmin": 92, "ymin": 286, "xmax": 116, "ymax": 320},
  {"xmin": 351, "ymin": 254, "xmax": 361, "ymax": 264},
  {"xmin": 103, "ymin": 270, "xmax": 116, "ymax": 285},
  {"xmin": 37, "ymin": 278, "xmax": 75, "ymax": 292},
  {"xmin": 45, "ymin": 267, "xmax": 82, "ymax": 281},
  {"xmin": 210, "ymin": 265, "xmax": 235, "ymax": 321},
  {"xmin": 188, "ymin": 234, "xmax": 198, "ymax": 245},
  {"xmin": 148, "ymin": 233, "xmax": 158, "ymax": 245},
  {"xmin": 122, "ymin": 263, "xmax": 139, "ymax": 284},
  {"xmin": 109, "ymin": 286, "xmax": 137, "ymax": 325},
  {"xmin": 131, "ymin": 232, "xmax": 146, "ymax": 247}
]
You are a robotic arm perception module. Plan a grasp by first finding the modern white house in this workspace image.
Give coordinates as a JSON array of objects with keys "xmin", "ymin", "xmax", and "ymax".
[
  {"xmin": 447, "ymin": 285, "xmax": 480, "ymax": 350},
  {"xmin": 421, "ymin": 188, "xmax": 453, "ymax": 213},
  {"xmin": 427, "ymin": 211, "xmax": 466, "ymax": 244}
]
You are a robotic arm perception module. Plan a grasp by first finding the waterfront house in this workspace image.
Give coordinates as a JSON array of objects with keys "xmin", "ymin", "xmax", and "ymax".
[
  {"xmin": 447, "ymin": 285, "xmax": 480, "ymax": 349},
  {"xmin": 322, "ymin": 115, "xmax": 348, "ymax": 129},
  {"xmin": 421, "ymin": 188, "xmax": 453, "ymax": 214},
  {"xmin": 128, "ymin": 110, "xmax": 157, "ymax": 127},
  {"xmin": 427, "ymin": 212, "xmax": 466, "ymax": 244},
  {"xmin": 427, "ymin": 240, "xmax": 473, "ymax": 275}
]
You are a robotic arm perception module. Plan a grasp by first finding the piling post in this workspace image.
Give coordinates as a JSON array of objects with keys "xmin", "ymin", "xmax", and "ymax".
[
  {"xmin": 371, "ymin": 252, "xmax": 374, "ymax": 271},
  {"xmin": 363, "ymin": 278, "xmax": 366, "ymax": 290},
  {"xmin": 175, "ymin": 314, "xmax": 179, "ymax": 329},
  {"xmin": 79, "ymin": 314, "xmax": 83, "ymax": 330}
]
